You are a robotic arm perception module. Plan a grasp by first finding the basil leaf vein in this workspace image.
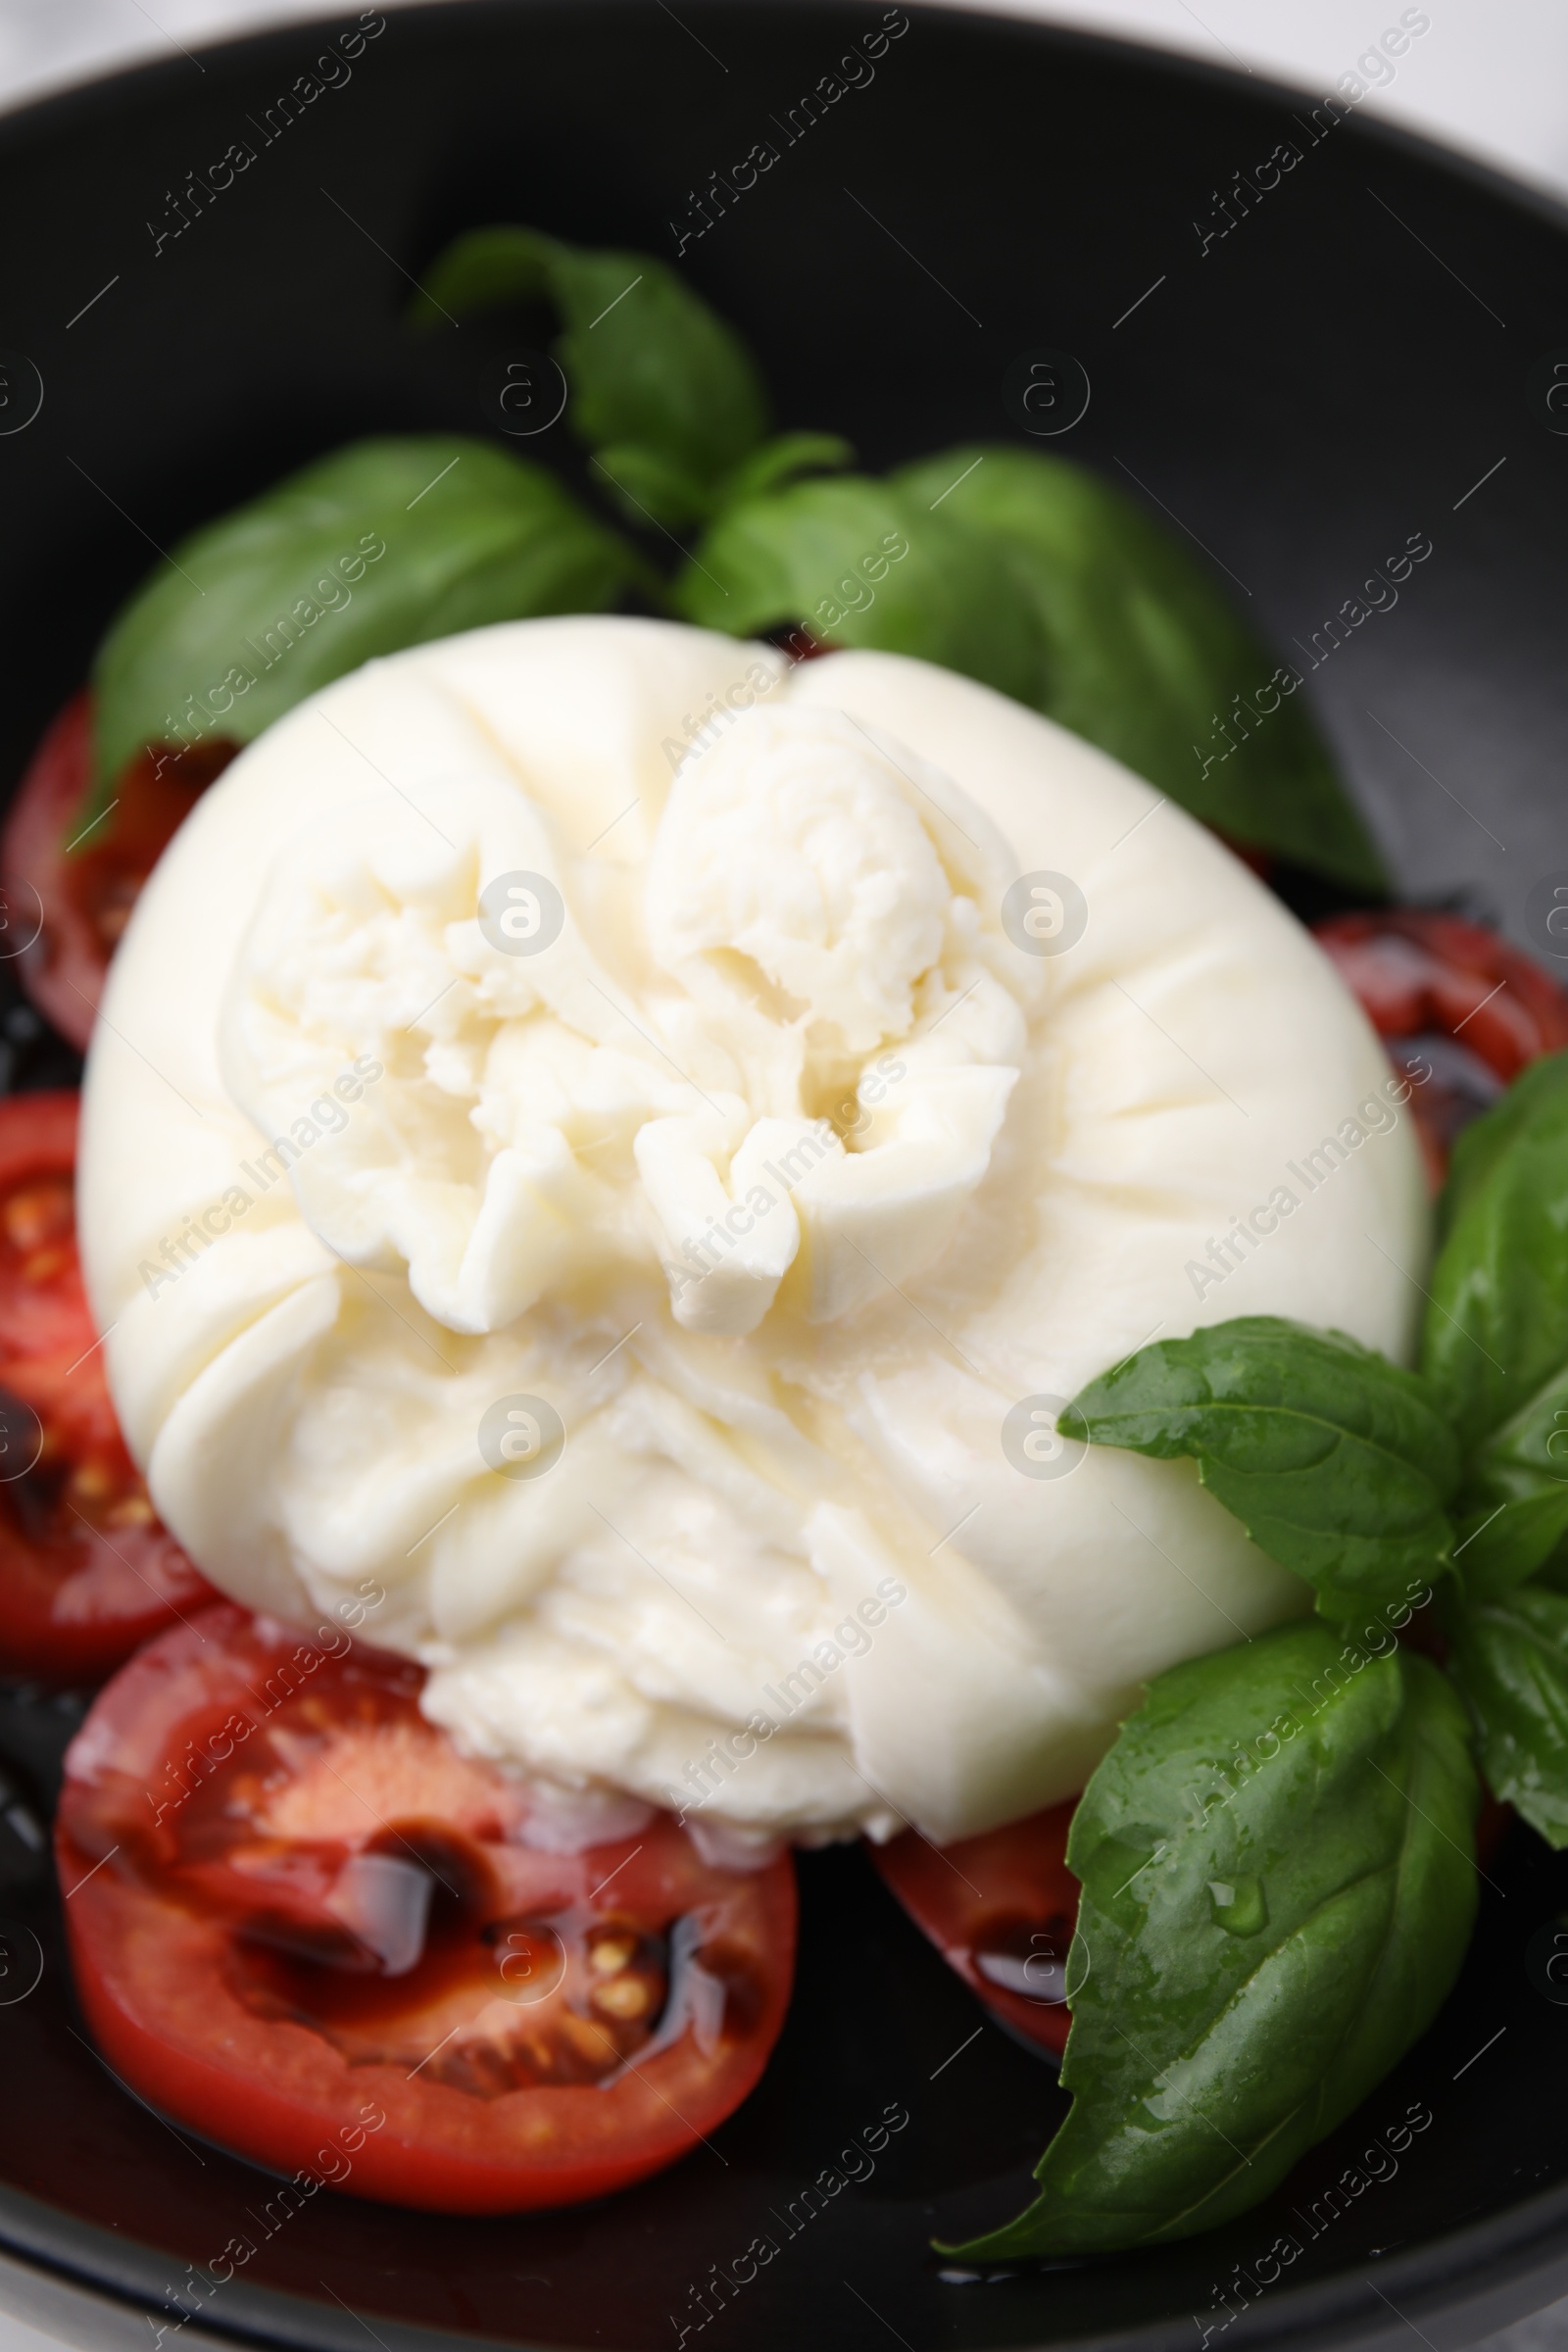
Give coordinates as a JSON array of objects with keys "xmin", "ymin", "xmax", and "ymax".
[
  {"xmin": 411, "ymin": 223, "xmax": 770, "ymax": 523},
  {"xmin": 1449, "ymin": 1583, "xmax": 1568, "ymax": 1845},
  {"xmin": 940, "ymin": 1621, "xmax": 1477, "ymax": 2256},
  {"xmin": 673, "ymin": 473, "xmax": 1045, "ymax": 709},
  {"xmin": 1067, "ymin": 1316, "xmax": 1456, "ymax": 1618},
  {"xmin": 1423, "ymin": 1051, "xmax": 1568, "ymax": 1457},
  {"xmin": 89, "ymin": 435, "xmax": 638, "ymax": 802},
  {"xmin": 891, "ymin": 445, "xmax": 1385, "ymax": 891},
  {"xmin": 1447, "ymin": 1359, "xmax": 1568, "ymax": 1598}
]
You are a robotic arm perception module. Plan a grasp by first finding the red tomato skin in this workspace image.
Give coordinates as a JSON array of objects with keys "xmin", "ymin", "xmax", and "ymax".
[
  {"xmin": 3, "ymin": 698, "xmax": 99, "ymax": 1050},
  {"xmin": 871, "ymin": 1802, "xmax": 1079, "ymax": 2059},
  {"xmin": 2, "ymin": 694, "xmax": 234, "ymax": 1052},
  {"xmin": 0, "ymin": 1091, "xmax": 216, "ymax": 1683},
  {"xmin": 1314, "ymin": 909, "xmax": 1568, "ymax": 1190},
  {"xmin": 0, "ymin": 1523, "xmax": 210, "ymax": 1689},
  {"xmin": 57, "ymin": 1606, "xmax": 798, "ymax": 2212},
  {"xmin": 62, "ymin": 1872, "xmax": 790, "ymax": 2213},
  {"xmin": 1314, "ymin": 910, "xmax": 1568, "ymax": 1080},
  {"xmin": 0, "ymin": 1089, "xmax": 77, "ymax": 1187}
]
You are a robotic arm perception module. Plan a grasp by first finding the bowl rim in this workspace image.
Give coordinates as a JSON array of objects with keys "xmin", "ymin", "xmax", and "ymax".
[
  {"xmin": 3, "ymin": 0, "xmax": 1568, "ymax": 242},
  {"xmin": 1, "ymin": 5, "xmax": 1566, "ymax": 2347},
  {"xmin": 5, "ymin": 2125, "xmax": 1568, "ymax": 2352}
]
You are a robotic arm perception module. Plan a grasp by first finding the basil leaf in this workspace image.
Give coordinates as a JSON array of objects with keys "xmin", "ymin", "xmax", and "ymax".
[
  {"xmin": 88, "ymin": 436, "xmax": 639, "ymax": 803},
  {"xmin": 1434, "ymin": 1050, "xmax": 1568, "ymax": 1245},
  {"xmin": 1423, "ymin": 1053, "xmax": 1568, "ymax": 1453},
  {"xmin": 591, "ymin": 431, "xmax": 852, "ymax": 537},
  {"xmin": 1449, "ymin": 1584, "xmax": 1568, "ymax": 1844},
  {"xmin": 1448, "ymin": 1362, "xmax": 1568, "ymax": 1599},
  {"xmin": 410, "ymin": 224, "xmax": 770, "ymax": 524},
  {"xmin": 673, "ymin": 474, "xmax": 1046, "ymax": 709},
  {"xmin": 1067, "ymin": 1316, "xmax": 1456, "ymax": 1618},
  {"xmin": 589, "ymin": 445, "xmax": 712, "ymax": 534},
  {"xmin": 718, "ymin": 431, "xmax": 855, "ymax": 507},
  {"xmin": 942, "ymin": 1621, "xmax": 1477, "ymax": 2257},
  {"xmin": 892, "ymin": 446, "xmax": 1385, "ymax": 891},
  {"xmin": 1451, "ymin": 1495, "xmax": 1568, "ymax": 1603}
]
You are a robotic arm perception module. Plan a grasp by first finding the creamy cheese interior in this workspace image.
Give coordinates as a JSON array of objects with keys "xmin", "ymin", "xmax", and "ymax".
[{"xmin": 79, "ymin": 618, "xmax": 1427, "ymax": 1854}]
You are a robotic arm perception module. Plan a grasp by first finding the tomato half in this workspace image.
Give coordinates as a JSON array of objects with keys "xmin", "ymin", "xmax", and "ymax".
[
  {"xmin": 57, "ymin": 1605, "xmax": 797, "ymax": 2211},
  {"xmin": 2, "ymin": 695, "xmax": 235, "ymax": 1051},
  {"xmin": 0, "ymin": 1091, "xmax": 216, "ymax": 1683},
  {"xmin": 871, "ymin": 1803, "xmax": 1078, "ymax": 2060},
  {"xmin": 1315, "ymin": 909, "xmax": 1568, "ymax": 1187}
]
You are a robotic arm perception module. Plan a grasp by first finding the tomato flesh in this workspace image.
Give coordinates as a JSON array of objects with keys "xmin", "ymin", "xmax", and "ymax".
[
  {"xmin": 0, "ymin": 1091, "xmax": 216, "ymax": 1683},
  {"xmin": 2, "ymin": 694, "xmax": 234, "ymax": 1051},
  {"xmin": 871, "ymin": 1803, "xmax": 1078, "ymax": 2059},
  {"xmin": 1314, "ymin": 909, "xmax": 1568, "ymax": 1187},
  {"xmin": 57, "ymin": 1605, "xmax": 797, "ymax": 2210}
]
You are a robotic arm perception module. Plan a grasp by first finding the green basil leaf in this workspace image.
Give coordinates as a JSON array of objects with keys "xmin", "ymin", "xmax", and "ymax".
[
  {"xmin": 591, "ymin": 432, "xmax": 852, "ymax": 535},
  {"xmin": 1449, "ymin": 1584, "xmax": 1568, "ymax": 1844},
  {"xmin": 891, "ymin": 446, "xmax": 1385, "ymax": 891},
  {"xmin": 941, "ymin": 1621, "xmax": 1477, "ymax": 2257},
  {"xmin": 410, "ymin": 224, "xmax": 770, "ymax": 523},
  {"xmin": 672, "ymin": 475, "xmax": 1046, "ymax": 709},
  {"xmin": 717, "ymin": 431, "xmax": 855, "ymax": 508},
  {"xmin": 1423, "ymin": 1053, "xmax": 1568, "ymax": 1453},
  {"xmin": 89, "ymin": 436, "xmax": 639, "ymax": 803},
  {"xmin": 589, "ymin": 445, "xmax": 712, "ymax": 535},
  {"xmin": 1435, "ymin": 1050, "xmax": 1568, "ymax": 1246},
  {"xmin": 1451, "ymin": 1495, "xmax": 1568, "ymax": 1603},
  {"xmin": 1449, "ymin": 1362, "xmax": 1568, "ymax": 1599},
  {"xmin": 1067, "ymin": 1316, "xmax": 1456, "ymax": 1618}
]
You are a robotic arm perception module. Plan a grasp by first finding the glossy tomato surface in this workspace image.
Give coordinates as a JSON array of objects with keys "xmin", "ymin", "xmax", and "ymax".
[
  {"xmin": 871, "ymin": 1802, "xmax": 1078, "ymax": 2060},
  {"xmin": 1315, "ymin": 908, "xmax": 1568, "ymax": 1186},
  {"xmin": 57, "ymin": 1604, "xmax": 797, "ymax": 2212},
  {"xmin": 0, "ymin": 1090, "xmax": 215, "ymax": 1683},
  {"xmin": 1, "ymin": 694, "xmax": 233, "ymax": 1052}
]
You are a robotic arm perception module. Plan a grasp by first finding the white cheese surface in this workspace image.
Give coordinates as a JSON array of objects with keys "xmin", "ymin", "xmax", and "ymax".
[{"xmin": 78, "ymin": 617, "xmax": 1427, "ymax": 1851}]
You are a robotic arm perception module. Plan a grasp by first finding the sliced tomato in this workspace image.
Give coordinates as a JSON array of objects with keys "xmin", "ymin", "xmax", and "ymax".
[
  {"xmin": 2, "ymin": 695, "xmax": 235, "ymax": 1051},
  {"xmin": 1313, "ymin": 908, "xmax": 1568, "ymax": 1073},
  {"xmin": 0, "ymin": 1091, "xmax": 216, "ymax": 1683},
  {"xmin": 1315, "ymin": 909, "xmax": 1568, "ymax": 1187},
  {"xmin": 57, "ymin": 1605, "xmax": 797, "ymax": 2211},
  {"xmin": 872, "ymin": 1802, "xmax": 1078, "ymax": 2059}
]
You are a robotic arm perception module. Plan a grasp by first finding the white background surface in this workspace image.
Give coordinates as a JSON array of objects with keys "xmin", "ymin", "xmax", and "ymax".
[{"xmin": 0, "ymin": 2, "xmax": 1563, "ymax": 2348}]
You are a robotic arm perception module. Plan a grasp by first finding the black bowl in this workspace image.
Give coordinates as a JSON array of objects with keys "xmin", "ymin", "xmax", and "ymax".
[{"xmin": 2, "ymin": 7, "xmax": 1568, "ymax": 2349}]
